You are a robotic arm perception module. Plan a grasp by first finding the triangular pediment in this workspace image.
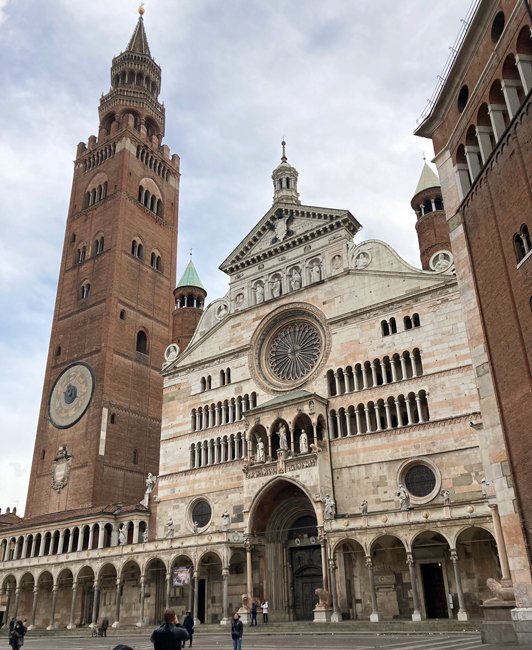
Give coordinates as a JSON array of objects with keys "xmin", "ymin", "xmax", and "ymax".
[{"xmin": 219, "ymin": 202, "xmax": 362, "ymax": 275}]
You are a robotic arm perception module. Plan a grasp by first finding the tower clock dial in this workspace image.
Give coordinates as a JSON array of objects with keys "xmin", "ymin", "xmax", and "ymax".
[{"xmin": 48, "ymin": 362, "xmax": 95, "ymax": 429}]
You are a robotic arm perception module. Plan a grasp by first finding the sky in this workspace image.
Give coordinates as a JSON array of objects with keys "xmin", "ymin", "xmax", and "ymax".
[{"xmin": 0, "ymin": 0, "xmax": 471, "ymax": 514}]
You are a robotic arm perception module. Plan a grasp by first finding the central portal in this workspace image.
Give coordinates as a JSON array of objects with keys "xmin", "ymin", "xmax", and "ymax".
[{"xmin": 291, "ymin": 545, "xmax": 322, "ymax": 620}]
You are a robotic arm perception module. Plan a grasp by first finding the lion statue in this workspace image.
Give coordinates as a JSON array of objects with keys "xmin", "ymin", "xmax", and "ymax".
[
  {"xmin": 314, "ymin": 587, "xmax": 332, "ymax": 609},
  {"xmin": 241, "ymin": 593, "xmax": 251, "ymax": 609},
  {"xmin": 484, "ymin": 578, "xmax": 515, "ymax": 603}
]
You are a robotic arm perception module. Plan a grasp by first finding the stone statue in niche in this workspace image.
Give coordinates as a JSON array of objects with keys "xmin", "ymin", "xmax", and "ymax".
[
  {"xmin": 440, "ymin": 489, "xmax": 451, "ymax": 506},
  {"xmin": 310, "ymin": 262, "xmax": 321, "ymax": 283},
  {"xmin": 354, "ymin": 251, "xmax": 370, "ymax": 269},
  {"xmin": 221, "ymin": 511, "xmax": 230, "ymax": 530},
  {"xmin": 299, "ymin": 430, "xmax": 309, "ymax": 454},
  {"xmin": 166, "ymin": 516, "xmax": 174, "ymax": 538},
  {"xmin": 289, "ymin": 268, "xmax": 302, "ymax": 290},
  {"xmin": 142, "ymin": 528, "xmax": 149, "ymax": 543},
  {"xmin": 278, "ymin": 423, "xmax": 288, "ymax": 450},
  {"xmin": 271, "ymin": 276, "xmax": 282, "ymax": 298},
  {"xmin": 360, "ymin": 499, "xmax": 368, "ymax": 515},
  {"xmin": 432, "ymin": 251, "xmax": 452, "ymax": 271},
  {"xmin": 323, "ymin": 494, "xmax": 336, "ymax": 520},
  {"xmin": 255, "ymin": 283, "xmax": 264, "ymax": 304},
  {"xmin": 217, "ymin": 303, "xmax": 228, "ymax": 319},
  {"xmin": 397, "ymin": 484, "xmax": 411, "ymax": 510},
  {"xmin": 145, "ymin": 472, "xmax": 157, "ymax": 494},
  {"xmin": 331, "ymin": 254, "xmax": 342, "ymax": 271},
  {"xmin": 256, "ymin": 439, "xmax": 266, "ymax": 463},
  {"xmin": 235, "ymin": 293, "xmax": 244, "ymax": 309},
  {"xmin": 118, "ymin": 523, "xmax": 126, "ymax": 545}
]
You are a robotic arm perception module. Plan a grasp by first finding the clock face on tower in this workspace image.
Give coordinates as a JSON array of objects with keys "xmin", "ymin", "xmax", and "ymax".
[{"xmin": 48, "ymin": 362, "xmax": 95, "ymax": 429}]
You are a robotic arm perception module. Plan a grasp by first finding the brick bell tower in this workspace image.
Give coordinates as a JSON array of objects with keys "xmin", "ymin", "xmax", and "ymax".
[
  {"xmin": 25, "ymin": 8, "xmax": 180, "ymax": 518},
  {"xmin": 411, "ymin": 162, "xmax": 450, "ymax": 270}
]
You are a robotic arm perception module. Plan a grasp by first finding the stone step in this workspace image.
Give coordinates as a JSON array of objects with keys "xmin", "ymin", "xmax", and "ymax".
[{"xmin": 20, "ymin": 619, "xmax": 481, "ymax": 638}]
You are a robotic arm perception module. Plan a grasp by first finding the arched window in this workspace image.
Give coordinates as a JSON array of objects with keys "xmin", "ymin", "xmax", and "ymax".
[
  {"xmin": 94, "ymin": 236, "xmax": 104, "ymax": 255},
  {"xmin": 119, "ymin": 309, "xmax": 126, "ymax": 320},
  {"xmin": 76, "ymin": 246, "xmax": 86, "ymax": 264},
  {"xmin": 132, "ymin": 449, "xmax": 138, "ymax": 464},
  {"xmin": 200, "ymin": 377, "xmax": 206, "ymax": 392},
  {"xmin": 220, "ymin": 369, "xmax": 226, "ymax": 386},
  {"xmin": 110, "ymin": 413, "xmax": 116, "ymax": 424},
  {"xmin": 226, "ymin": 368, "xmax": 231, "ymax": 384},
  {"xmin": 404, "ymin": 316, "xmax": 412, "ymax": 330},
  {"xmin": 412, "ymin": 313, "xmax": 421, "ymax": 327},
  {"xmin": 390, "ymin": 317, "xmax": 397, "ymax": 334},
  {"xmin": 131, "ymin": 239, "xmax": 143, "ymax": 259},
  {"xmin": 136, "ymin": 330, "xmax": 148, "ymax": 354},
  {"xmin": 81, "ymin": 283, "xmax": 91, "ymax": 299},
  {"xmin": 381, "ymin": 320, "xmax": 390, "ymax": 336},
  {"xmin": 514, "ymin": 225, "xmax": 531, "ymax": 263}
]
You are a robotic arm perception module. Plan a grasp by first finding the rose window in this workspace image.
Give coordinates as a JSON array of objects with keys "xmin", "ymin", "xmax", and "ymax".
[{"xmin": 268, "ymin": 322, "xmax": 321, "ymax": 381}]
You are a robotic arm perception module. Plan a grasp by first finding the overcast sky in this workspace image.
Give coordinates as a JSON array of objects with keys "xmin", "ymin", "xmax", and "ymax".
[{"xmin": 0, "ymin": 0, "xmax": 470, "ymax": 514}]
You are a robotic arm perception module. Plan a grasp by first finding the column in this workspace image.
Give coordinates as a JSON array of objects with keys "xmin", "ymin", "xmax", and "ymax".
[
  {"xmin": 13, "ymin": 587, "xmax": 20, "ymax": 620},
  {"xmin": 58, "ymin": 530, "xmax": 65, "ymax": 554},
  {"xmin": 362, "ymin": 366, "xmax": 369, "ymax": 389},
  {"xmin": 390, "ymin": 358, "xmax": 398, "ymax": 382},
  {"xmin": 335, "ymin": 413, "xmax": 343, "ymax": 438},
  {"xmin": 464, "ymin": 146, "xmax": 482, "ymax": 181},
  {"xmin": 415, "ymin": 395, "xmax": 426, "ymax": 423},
  {"xmin": 47, "ymin": 585, "xmax": 58, "ymax": 630},
  {"xmin": 405, "ymin": 396, "xmax": 414, "ymax": 425},
  {"xmin": 419, "ymin": 203, "xmax": 425, "ymax": 216},
  {"xmin": 320, "ymin": 539, "xmax": 329, "ymax": 591},
  {"xmin": 375, "ymin": 403, "xmax": 383, "ymax": 432},
  {"xmin": 430, "ymin": 198, "xmax": 436, "ymax": 211},
  {"xmin": 216, "ymin": 405, "xmax": 221, "ymax": 426},
  {"xmin": 30, "ymin": 586, "xmax": 38, "ymax": 629},
  {"xmin": 207, "ymin": 441, "xmax": 213, "ymax": 466},
  {"xmin": 346, "ymin": 411, "xmax": 352, "ymax": 436},
  {"xmin": 165, "ymin": 572, "xmax": 171, "ymax": 610},
  {"xmin": 384, "ymin": 401, "xmax": 392, "ymax": 430},
  {"xmin": 328, "ymin": 557, "xmax": 340, "ymax": 623},
  {"xmin": 77, "ymin": 530, "xmax": 84, "ymax": 552},
  {"xmin": 394, "ymin": 398, "xmax": 402, "ymax": 427},
  {"xmin": 450, "ymin": 549, "xmax": 468, "ymax": 621},
  {"xmin": 355, "ymin": 407, "xmax": 363, "ymax": 435},
  {"xmin": 370, "ymin": 362, "xmax": 378, "ymax": 387},
  {"xmin": 194, "ymin": 443, "xmax": 200, "ymax": 468},
  {"xmin": 39, "ymin": 533, "xmax": 46, "ymax": 557},
  {"xmin": 364, "ymin": 406, "xmax": 371, "ymax": 432},
  {"xmin": 246, "ymin": 542, "xmax": 253, "ymax": 600},
  {"xmin": 267, "ymin": 433, "xmax": 273, "ymax": 460},
  {"xmin": 406, "ymin": 553, "xmax": 421, "ymax": 621},
  {"xmin": 87, "ymin": 525, "xmax": 94, "ymax": 551},
  {"xmin": 399, "ymin": 354, "xmax": 407, "ymax": 380},
  {"xmin": 195, "ymin": 412, "xmax": 200, "ymax": 431},
  {"xmin": 476, "ymin": 126, "xmax": 494, "ymax": 164},
  {"xmin": 137, "ymin": 577, "xmax": 145, "ymax": 627},
  {"xmin": 67, "ymin": 583, "xmax": 78, "ymax": 629},
  {"xmin": 500, "ymin": 79, "xmax": 522, "ymax": 118},
  {"xmin": 67, "ymin": 530, "xmax": 75, "ymax": 553},
  {"xmin": 487, "ymin": 104, "xmax": 508, "ymax": 141},
  {"xmin": 133, "ymin": 521, "xmax": 139, "ymax": 544},
  {"xmin": 328, "ymin": 412, "xmax": 335, "ymax": 439},
  {"xmin": 489, "ymin": 503, "xmax": 511, "ymax": 581},
  {"xmin": 515, "ymin": 53, "xmax": 532, "ymax": 94},
  {"xmin": 21, "ymin": 536, "xmax": 28, "ymax": 560},
  {"xmin": 98, "ymin": 523, "xmax": 105, "ymax": 549},
  {"xmin": 354, "ymin": 368, "xmax": 361, "ymax": 391},
  {"xmin": 333, "ymin": 371, "xmax": 340, "ymax": 395},
  {"xmin": 91, "ymin": 582, "xmax": 100, "ymax": 626},
  {"xmin": 193, "ymin": 571, "xmax": 199, "ymax": 625},
  {"xmin": 365, "ymin": 557, "xmax": 379, "ymax": 622},
  {"xmin": 114, "ymin": 579, "xmax": 122, "ymax": 627},
  {"xmin": 221, "ymin": 567, "xmax": 229, "ymax": 624}
]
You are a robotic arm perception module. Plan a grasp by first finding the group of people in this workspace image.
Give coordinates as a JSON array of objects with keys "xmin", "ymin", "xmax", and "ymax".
[{"xmin": 249, "ymin": 600, "xmax": 269, "ymax": 626}]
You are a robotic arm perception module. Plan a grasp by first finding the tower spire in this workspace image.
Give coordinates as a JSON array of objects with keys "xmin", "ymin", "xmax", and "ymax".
[{"xmin": 272, "ymin": 140, "xmax": 300, "ymax": 205}]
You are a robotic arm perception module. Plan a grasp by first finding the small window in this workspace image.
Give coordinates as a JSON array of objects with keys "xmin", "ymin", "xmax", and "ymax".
[
  {"xmin": 55, "ymin": 345, "xmax": 62, "ymax": 357},
  {"xmin": 41, "ymin": 449, "xmax": 46, "ymax": 460},
  {"xmin": 226, "ymin": 368, "xmax": 231, "ymax": 384},
  {"xmin": 110, "ymin": 413, "xmax": 116, "ymax": 424},
  {"xmin": 381, "ymin": 320, "xmax": 390, "ymax": 337},
  {"xmin": 132, "ymin": 449, "xmax": 138, "ymax": 465},
  {"xmin": 81, "ymin": 283, "xmax": 91, "ymax": 299},
  {"xmin": 457, "ymin": 85, "xmax": 469, "ymax": 113},
  {"xmin": 404, "ymin": 316, "xmax": 412, "ymax": 331},
  {"xmin": 390, "ymin": 318, "xmax": 397, "ymax": 334},
  {"xmin": 119, "ymin": 309, "xmax": 126, "ymax": 320},
  {"xmin": 70, "ymin": 233, "xmax": 76, "ymax": 244},
  {"xmin": 412, "ymin": 313, "xmax": 421, "ymax": 328},
  {"xmin": 491, "ymin": 11, "xmax": 505, "ymax": 43},
  {"xmin": 136, "ymin": 330, "xmax": 148, "ymax": 354},
  {"xmin": 94, "ymin": 237, "xmax": 104, "ymax": 255}
]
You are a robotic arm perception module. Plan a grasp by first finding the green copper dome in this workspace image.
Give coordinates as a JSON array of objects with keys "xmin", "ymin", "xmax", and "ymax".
[{"xmin": 176, "ymin": 260, "xmax": 204, "ymax": 290}]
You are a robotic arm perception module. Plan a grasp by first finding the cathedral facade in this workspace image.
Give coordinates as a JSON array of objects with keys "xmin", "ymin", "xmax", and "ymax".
[{"xmin": 0, "ymin": 6, "xmax": 518, "ymax": 634}]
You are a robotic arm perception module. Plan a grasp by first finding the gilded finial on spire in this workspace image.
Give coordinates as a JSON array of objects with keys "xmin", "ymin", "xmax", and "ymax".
[
  {"xmin": 138, "ymin": 3, "xmax": 145, "ymax": 15},
  {"xmin": 281, "ymin": 139, "xmax": 287, "ymax": 163}
]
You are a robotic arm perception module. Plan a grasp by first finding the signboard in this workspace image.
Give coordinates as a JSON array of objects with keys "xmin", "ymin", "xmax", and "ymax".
[{"xmin": 172, "ymin": 566, "xmax": 191, "ymax": 587}]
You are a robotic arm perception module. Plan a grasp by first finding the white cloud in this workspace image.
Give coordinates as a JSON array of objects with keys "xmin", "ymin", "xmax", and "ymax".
[{"xmin": 0, "ymin": 0, "xmax": 467, "ymax": 512}]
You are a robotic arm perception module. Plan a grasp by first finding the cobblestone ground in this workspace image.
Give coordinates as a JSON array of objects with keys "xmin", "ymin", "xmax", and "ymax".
[{"xmin": 9, "ymin": 631, "xmax": 523, "ymax": 650}]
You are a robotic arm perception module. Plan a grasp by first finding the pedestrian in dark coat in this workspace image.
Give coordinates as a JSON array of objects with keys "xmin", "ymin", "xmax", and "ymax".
[
  {"xmin": 250, "ymin": 601, "xmax": 257, "ymax": 626},
  {"xmin": 182, "ymin": 611, "xmax": 194, "ymax": 648},
  {"xmin": 150, "ymin": 609, "xmax": 189, "ymax": 650},
  {"xmin": 9, "ymin": 620, "xmax": 26, "ymax": 650},
  {"xmin": 231, "ymin": 612, "xmax": 243, "ymax": 650}
]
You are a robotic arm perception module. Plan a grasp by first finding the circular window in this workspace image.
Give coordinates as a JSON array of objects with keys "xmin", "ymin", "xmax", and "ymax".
[
  {"xmin": 405, "ymin": 464, "xmax": 436, "ymax": 497},
  {"xmin": 249, "ymin": 302, "xmax": 331, "ymax": 392},
  {"xmin": 491, "ymin": 11, "xmax": 505, "ymax": 43},
  {"xmin": 268, "ymin": 321, "xmax": 321, "ymax": 381},
  {"xmin": 457, "ymin": 85, "xmax": 469, "ymax": 113},
  {"xmin": 191, "ymin": 500, "xmax": 212, "ymax": 528}
]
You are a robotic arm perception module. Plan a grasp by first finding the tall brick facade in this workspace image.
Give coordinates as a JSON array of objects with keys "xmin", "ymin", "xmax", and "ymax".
[
  {"xmin": 24, "ymin": 14, "xmax": 180, "ymax": 518},
  {"xmin": 416, "ymin": 0, "xmax": 532, "ymax": 642}
]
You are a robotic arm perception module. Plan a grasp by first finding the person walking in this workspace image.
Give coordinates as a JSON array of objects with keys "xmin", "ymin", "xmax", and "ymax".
[
  {"xmin": 150, "ymin": 608, "xmax": 189, "ymax": 650},
  {"xmin": 101, "ymin": 617, "xmax": 109, "ymax": 637},
  {"xmin": 182, "ymin": 611, "xmax": 194, "ymax": 648},
  {"xmin": 261, "ymin": 600, "xmax": 269, "ymax": 623},
  {"xmin": 250, "ymin": 601, "xmax": 257, "ymax": 626},
  {"xmin": 9, "ymin": 620, "xmax": 26, "ymax": 650},
  {"xmin": 231, "ymin": 612, "xmax": 243, "ymax": 650}
]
